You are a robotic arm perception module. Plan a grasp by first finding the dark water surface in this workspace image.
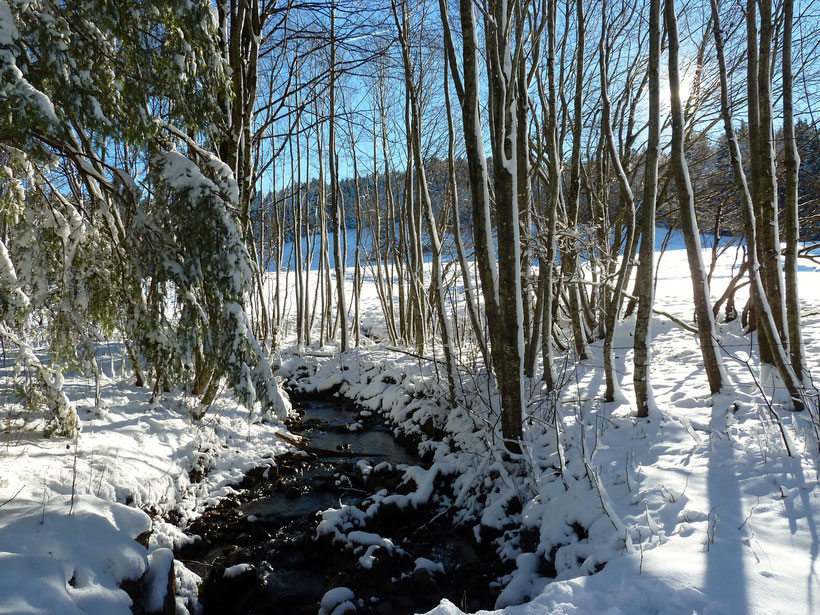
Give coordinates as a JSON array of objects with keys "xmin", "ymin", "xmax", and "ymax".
[{"xmin": 177, "ymin": 397, "xmax": 500, "ymax": 615}]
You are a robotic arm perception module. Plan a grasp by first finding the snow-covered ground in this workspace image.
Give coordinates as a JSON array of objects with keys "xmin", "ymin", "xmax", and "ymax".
[
  {"xmin": 423, "ymin": 240, "xmax": 820, "ymax": 615},
  {"xmin": 0, "ymin": 355, "xmax": 291, "ymax": 614},
  {"xmin": 1, "ymin": 236, "xmax": 819, "ymax": 614}
]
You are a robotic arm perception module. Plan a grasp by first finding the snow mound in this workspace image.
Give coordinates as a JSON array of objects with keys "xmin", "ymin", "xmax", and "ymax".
[
  {"xmin": 320, "ymin": 586, "xmax": 356, "ymax": 615},
  {"xmin": 0, "ymin": 495, "xmax": 150, "ymax": 615}
]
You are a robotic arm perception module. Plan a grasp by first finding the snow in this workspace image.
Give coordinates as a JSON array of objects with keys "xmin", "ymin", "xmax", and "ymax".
[
  {"xmin": 0, "ymin": 0, "xmax": 18, "ymax": 46},
  {"xmin": 1, "ymin": 235, "xmax": 820, "ymax": 614},
  {"xmin": 0, "ymin": 0, "xmax": 59, "ymax": 125},
  {"xmin": 0, "ymin": 495, "xmax": 150, "ymax": 615},
  {"xmin": 0, "ymin": 348, "xmax": 291, "ymax": 614},
  {"xmin": 280, "ymin": 235, "xmax": 820, "ymax": 615},
  {"xmin": 223, "ymin": 563, "xmax": 253, "ymax": 579},
  {"xmin": 347, "ymin": 530, "xmax": 395, "ymax": 550},
  {"xmin": 320, "ymin": 586, "xmax": 355, "ymax": 615},
  {"xmin": 413, "ymin": 239, "xmax": 820, "ymax": 614},
  {"xmin": 415, "ymin": 557, "xmax": 446, "ymax": 575},
  {"xmin": 144, "ymin": 548, "xmax": 174, "ymax": 612}
]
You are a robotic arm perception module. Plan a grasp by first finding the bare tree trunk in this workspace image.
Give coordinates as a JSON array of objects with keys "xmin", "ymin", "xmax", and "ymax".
[
  {"xmin": 218, "ymin": 0, "xmax": 268, "ymax": 343},
  {"xmin": 377, "ymin": 70, "xmax": 406, "ymax": 344},
  {"xmin": 303, "ymin": 118, "xmax": 313, "ymax": 345},
  {"xmin": 757, "ymin": 0, "xmax": 787, "ymax": 353},
  {"xmin": 710, "ymin": 0, "xmax": 805, "ymax": 410},
  {"xmin": 453, "ymin": 0, "xmax": 523, "ymax": 451},
  {"xmin": 487, "ymin": 0, "xmax": 530, "ymax": 450},
  {"xmin": 633, "ymin": 0, "xmax": 660, "ymax": 417},
  {"xmin": 371, "ymin": 106, "xmax": 398, "ymax": 342},
  {"xmin": 316, "ymin": 116, "xmax": 332, "ymax": 345},
  {"xmin": 600, "ymin": 1, "xmax": 637, "ymax": 403},
  {"xmin": 782, "ymin": 0, "xmax": 806, "ymax": 383},
  {"xmin": 665, "ymin": 0, "xmax": 727, "ymax": 395},
  {"xmin": 393, "ymin": 0, "xmax": 457, "ymax": 404},
  {"xmin": 748, "ymin": 0, "xmax": 788, "ymax": 364},
  {"xmin": 589, "ymin": 135, "xmax": 611, "ymax": 341},
  {"xmin": 444, "ymin": 58, "xmax": 488, "ymax": 365},
  {"xmin": 402, "ymin": 72, "xmax": 426, "ymax": 354},
  {"xmin": 540, "ymin": 0, "xmax": 561, "ymax": 391},
  {"xmin": 329, "ymin": 7, "xmax": 348, "ymax": 352},
  {"xmin": 291, "ymin": 106, "xmax": 304, "ymax": 344},
  {"xmin": 346, "ymin": 110, "xmax": 364, "ymax": 348},
  {"xmin": 516, "ymin": 4, "xmax": 534, "ymax": 363},
  {"xmin": 457, "ymin": 0, "xmax": 499, "ymax": 326},
  {"xmin": 562, "ymin": 0, "xmax": 590, "ymax": 363},
  {"xmin": 272, "ymin": 143, "xmax": 282, "ymax": 336}
]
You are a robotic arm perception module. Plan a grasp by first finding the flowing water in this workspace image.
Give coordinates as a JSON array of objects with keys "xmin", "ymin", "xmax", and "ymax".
[{"xmin": 177, "ymin": 396, "xmax": 500, "ymax": 615}]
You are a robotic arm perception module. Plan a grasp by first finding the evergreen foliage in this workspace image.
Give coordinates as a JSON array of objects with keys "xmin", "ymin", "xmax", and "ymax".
[{"xmin": 0, "ymin": 0, "xmax": 289, "ymax": 436}]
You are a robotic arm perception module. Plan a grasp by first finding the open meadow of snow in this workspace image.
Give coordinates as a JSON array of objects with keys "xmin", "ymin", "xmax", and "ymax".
[{"xmin": 1, "ymin": 233, "xmax": 819, "ymax": 614}]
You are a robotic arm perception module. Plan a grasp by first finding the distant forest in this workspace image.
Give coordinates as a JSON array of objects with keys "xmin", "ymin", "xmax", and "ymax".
[{"xmin": 254, "ymin": 118, "xmax": 820, "ymax": 268}]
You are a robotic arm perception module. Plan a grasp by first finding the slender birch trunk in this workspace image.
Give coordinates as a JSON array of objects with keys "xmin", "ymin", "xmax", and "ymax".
[
  {"xmin": 665, "ymin": 0, "xmax": 727, "ymax": 395},
  {"xmin": 633, "ymin": 0, "xmax": 660, "ymax": 417}
]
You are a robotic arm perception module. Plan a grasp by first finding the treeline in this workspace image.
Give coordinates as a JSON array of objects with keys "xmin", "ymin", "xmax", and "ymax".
[{"xmin": 257, "ymin": 116, "xmax": 820, "ymax": 259}]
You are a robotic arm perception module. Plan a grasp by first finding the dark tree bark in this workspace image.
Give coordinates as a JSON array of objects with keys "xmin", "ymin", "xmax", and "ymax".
[
  {"xmin": 328, "ymin": 6, "xmax": 348, "ymax": 352},
  {"xmin": 599, "ymin": 0, "xmax": 637, "ymax": 403},
  {"xmin": 783, "ymin": 0, "xmax": 806, "ymax": 383},
  {"xmin": 748, "ymin": 0, "xmax": 789, "ymax": 365},
  {"xmin": 562, "ymin": 0, "xmax": 590, "ymax": 363}
]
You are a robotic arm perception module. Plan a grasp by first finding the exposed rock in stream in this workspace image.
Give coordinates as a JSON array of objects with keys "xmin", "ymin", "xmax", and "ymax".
[{"xmin": 176, "ymin": 397, "xmax": 506, "ymax": 614}]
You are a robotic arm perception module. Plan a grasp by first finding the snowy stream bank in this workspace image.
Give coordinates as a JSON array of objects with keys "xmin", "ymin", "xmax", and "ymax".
[
  {"xmin": 177, "ymin": 393, "xmax": 504, "ymax": 615},
  {"xmin": 3, "ymin": 242, "xmax": 820, "ymax": 615}
]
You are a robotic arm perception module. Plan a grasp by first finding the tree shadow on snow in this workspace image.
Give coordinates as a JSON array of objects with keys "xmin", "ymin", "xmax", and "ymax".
[{"xmin": 705, "ymin": 413, "xmax": 748, "ymax": 614}]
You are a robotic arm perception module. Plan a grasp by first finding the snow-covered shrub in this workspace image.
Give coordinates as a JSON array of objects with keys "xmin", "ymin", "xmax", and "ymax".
[
  {"xmin": 0, "ymin": 0, "xmax": 253, "ymax": 435},
  {"xmin": 0, "ymin": 152, "xmax": 83, "ymax": 436},
  {"xmin": 132, "ymin": 149, "xmax": 290, "ymax": 418},
  {"xmin": 1, "ymin": 0, "xmax": 228, "ymax": 155}
]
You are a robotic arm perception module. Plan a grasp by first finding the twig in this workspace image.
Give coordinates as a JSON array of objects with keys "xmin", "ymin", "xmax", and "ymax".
[
  {"xmin": 69, "ymin": 435, "xmax": 78, "ymax": 515},
  {"xmin": 620, "ymin": 290, "xmax": 699, "ymax": 333},
  {"xmin": 0, "ymin": 484, "xmax": 25, "ymax": 508},
  {"xmin": 738, "ymin": 497, "xmax": 761, "ymax": 531},
  {"xmin": 385, "ymin": 345, "xmax": 449, "ymax": 366}
]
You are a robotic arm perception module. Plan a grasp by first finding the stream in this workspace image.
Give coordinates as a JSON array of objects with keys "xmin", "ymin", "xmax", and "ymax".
[{"xmin": 176, "ymin": 396, "xmax": 503, "ymax": 615}]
